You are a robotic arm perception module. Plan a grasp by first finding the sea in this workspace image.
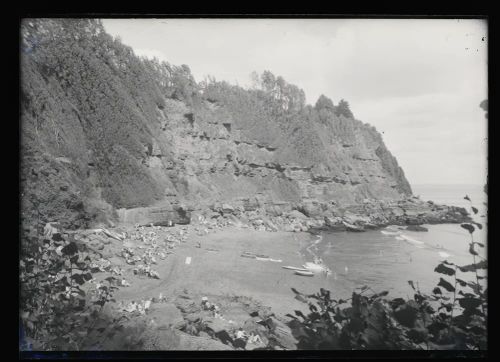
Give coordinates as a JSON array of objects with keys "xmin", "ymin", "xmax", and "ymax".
[{"xmin": 300, "ymin": 184, "xmax": 487, "ymax": 299}]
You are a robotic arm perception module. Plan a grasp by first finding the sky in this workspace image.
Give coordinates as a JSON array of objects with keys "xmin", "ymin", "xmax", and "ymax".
[{"xmin": 102, "ymin": 18, "xmax": 488, "ymax": 186}]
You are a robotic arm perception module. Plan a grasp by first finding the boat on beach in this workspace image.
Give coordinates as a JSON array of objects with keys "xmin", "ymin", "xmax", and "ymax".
[
  {"xmin": 294, "ymin": 270, "xmax": 315, "ymax": 277},
  {"xmin": 303, "ymin": 262, "xmax": 327, "ymax": 271},
  {"xmin": 282, "ymin": 266, "xmax": 310, "ymax": 272},
  {"xmin": 381, "ymin": 230, "xmax": 400, "ymax": 236}
]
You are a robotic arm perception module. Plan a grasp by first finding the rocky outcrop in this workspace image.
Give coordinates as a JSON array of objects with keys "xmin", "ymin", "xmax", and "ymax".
[{"xmin": 185, "ymin": 196, "xmax": 470, "ymax": 234}]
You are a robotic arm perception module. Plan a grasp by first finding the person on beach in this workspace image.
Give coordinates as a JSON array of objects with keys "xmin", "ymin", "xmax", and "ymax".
[{"xmin": 234, "ymin": 328, "xmax": 248, "ymax": 349}]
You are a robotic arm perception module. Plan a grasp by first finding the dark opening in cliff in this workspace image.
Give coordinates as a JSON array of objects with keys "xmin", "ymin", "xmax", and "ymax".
[{"xmin": 184, "ymin": 113, "xmax": 195, "ymax": 127}]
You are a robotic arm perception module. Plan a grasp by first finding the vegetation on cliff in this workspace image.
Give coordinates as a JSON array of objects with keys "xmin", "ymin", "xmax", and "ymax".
[{"xmin": 21, "ymin": 19, "xmax": 413, "ymax": 229}]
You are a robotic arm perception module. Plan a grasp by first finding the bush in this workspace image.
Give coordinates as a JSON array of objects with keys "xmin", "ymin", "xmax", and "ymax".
[{"xmin": 19, "ymin": 224, "xmax": 121, "ymax": 350}]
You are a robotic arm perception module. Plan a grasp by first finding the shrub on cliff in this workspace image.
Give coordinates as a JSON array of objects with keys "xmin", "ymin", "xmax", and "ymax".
[{"xmin": 287, "ymin": 197, "xmax": 487, "ymax": 350}]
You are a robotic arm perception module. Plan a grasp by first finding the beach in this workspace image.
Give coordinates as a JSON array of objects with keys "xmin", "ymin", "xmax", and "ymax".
[{"xmin": 113, "ymin": 226, "xmax": 332, "ymax": 318}]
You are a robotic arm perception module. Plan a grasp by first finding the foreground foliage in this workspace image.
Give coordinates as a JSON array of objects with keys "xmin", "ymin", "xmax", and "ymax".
[
  {"xmin": 287, "ymin": 197, "xmax": 487, "ymax": 350},
  {"xmin": 19, "ymin": 224, "xmax": 121, "ymax": 350}
]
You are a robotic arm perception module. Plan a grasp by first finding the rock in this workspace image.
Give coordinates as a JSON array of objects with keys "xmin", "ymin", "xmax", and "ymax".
[
  {"xmin": 100, "ymin": 250, "xmax": 113, "ymax": 258},
  {"xmin": 324, "ymin": 216, "xmax": 347, "ymax": 231},
  {"xmin": 287, "ymin": 210, "xmax": 308, "ymax": 220},
  {"xmin": 265, "ymin": 204, "xmax": 283, "ymax": 217},
  {"xmin": 223, "ymin": 306, "xmax": 253, "ymax": 326},
  {"xmin": 243, "ymin": 318, "xmax": 269, "ymax": 335},
  {"xmin": 406, "ymin": 225, "xmax": 428, "ymax": 232},
  {"xmin": 149, "ymin": 303, "xmax": 185, "ymax": 329},
  {"xmin": 89, "ymin": 239, "xmax": 104, "ymax": 250},
  {"xmin": 221, "ymin": 203, "xmax": 235, "ymax": 214},
  {"xmin": 262, "ymin": 218, "xmax": 278, "ymax": 232},
  {"xmin": 177, "ymin": 331, "xmax": 233, "ymax": 350},
  {"xmin": 343, "ymin": 212, "xmax": 371, "ymax": 226},
  {"xmin": 405, "ymin": 216, "xmax": 424, "ymax": 225},
  {"xmin": 242, "ymin": 198, "xmax": 259, "ymax": 212},
  {"xmin": 43, "ymin": 222, "xmax": 60, "ymax": 239},
  {"xmin": 363, "ymin": 222, "xmax": 379, "ymax": 230},
  {"xmin": 208, "ymin": 211, "xmax": 221, "ymax": 219},
  {"xmin": 185, "ymin": 311, "xmax": 212, "ymax": 323},
  {"xmin": 391, "ymin": 207, "xmax": 406, "ymax": 217},
  {"xmin": 342, "ymin": 221, "xmax": 365, "ymax": 232},
  {"xmin": 51, "ymin": 232, "xmax": 64, "ymax": 242},
  {"xmin": 273, "ymin": 320, "xmax": 298, "ymax": 349},
  {"xmin": 245, "ymin": 335, "xmax": 268, "ymax": 350},
  {"xmin": 140, "ymin": 327, "xmax": 182, "ymax": 350},
  {"xmin": 142, "ymin": 327, "xmax": 233, "ymax": 350},
  {"xmin": 298, "ymin": 201, "xmax": 324, "ymax": 218},
  {"xmin": 175, "ymin": 298, "xmax": 200, "ymax": 314},
  {"xmin": 204, "ymin": 317, "xmax": 234, "ymax": 334}
]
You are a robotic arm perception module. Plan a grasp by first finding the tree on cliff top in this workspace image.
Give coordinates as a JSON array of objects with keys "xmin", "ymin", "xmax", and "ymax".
[
  {"xmin": 248, "ymin": 70, "xmax": 306, "ymax": 114},
  {"xmin": 315, "ymin": 94, "xmax": 335, "ymax": 111},
  {"xmin": 335, "ymin": 99, "xmax": 354, "ymax": 119}
]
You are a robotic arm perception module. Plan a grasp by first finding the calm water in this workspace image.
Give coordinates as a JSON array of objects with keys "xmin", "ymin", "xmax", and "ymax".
[
  {"xmin": 300, "ymin": 184, "xmax": 487, "ymax": 299},
  {"xmin": 413, "ymin": 184, "xmax": 487, "ymax": 215}
]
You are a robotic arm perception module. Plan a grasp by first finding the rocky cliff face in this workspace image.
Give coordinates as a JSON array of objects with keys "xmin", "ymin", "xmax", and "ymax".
[
  {"xmin": 20, "ymin": 20, "xmax": 465, "ymax": 231},
  {"xmin": 141, "ymin": 98, "xmax": 413, "ymax": 208}
]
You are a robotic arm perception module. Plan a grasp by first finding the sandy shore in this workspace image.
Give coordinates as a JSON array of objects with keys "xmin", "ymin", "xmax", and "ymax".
[{"xmin": 113, "ymin": 226, "xmax": 338, "ymax": 318}]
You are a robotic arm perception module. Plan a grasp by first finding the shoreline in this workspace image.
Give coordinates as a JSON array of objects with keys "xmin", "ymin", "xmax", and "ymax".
[{"xmin": 114, "ymin": 196, "xmax": 472, "ymax": 238}]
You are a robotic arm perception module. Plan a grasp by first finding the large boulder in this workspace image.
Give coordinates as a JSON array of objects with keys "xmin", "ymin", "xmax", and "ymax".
[
  {"xmin": 324, "ymin": 216, "xmax": 347, "ymax": 231},
  {"xmin": 221, "ymin": 203, "xmax": 235, "ymax": 215},
  {"xmin": 265, "ymin": 204, "xmax": 284, "ymax": 217},
  {"xmin": 406, "ymin": 225, "xmax": 428, "ymax": 232},
  {"xmin": 149, "ymin": 303, "xmax": 185, "ymax": 329},
  {"xmin": 343, "ymin": 211, "xmax": 371, "ymax": 226},
  {"xmin": 342, "ymin": 220, "xmax": 365, "ymax": 232},
  {"xmin": 242, "ymin": 198, "xmax": 259, "ymax": 212},
  {"xmin": 287, "ymin": 210, "xmax": 308, "ymax": 220},
  {"xmin": 297, "ymin": 201, "xmax": 325, "ymax": 218}
]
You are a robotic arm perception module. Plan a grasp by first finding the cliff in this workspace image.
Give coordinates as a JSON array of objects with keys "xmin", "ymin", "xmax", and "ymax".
[{"xmin": 21, "ymin": 19, "xmax": 463, "ymax": 230}]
